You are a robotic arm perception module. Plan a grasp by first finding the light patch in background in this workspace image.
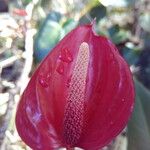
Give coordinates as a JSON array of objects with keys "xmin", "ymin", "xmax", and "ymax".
[{"xmin": 99, "ymin": 0, "xmax": 127, "ymax": 7}]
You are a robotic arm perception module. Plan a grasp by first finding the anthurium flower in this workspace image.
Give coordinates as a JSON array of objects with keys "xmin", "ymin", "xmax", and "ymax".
[{"xmin": 16, "ymin": 24, "xmax": 134, "ymax": 150}]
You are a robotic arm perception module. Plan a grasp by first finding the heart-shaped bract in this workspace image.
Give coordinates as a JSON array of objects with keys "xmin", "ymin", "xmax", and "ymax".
[{"xmin": 16, "ymin": 24, "xmax": 134, "ymax": 150}]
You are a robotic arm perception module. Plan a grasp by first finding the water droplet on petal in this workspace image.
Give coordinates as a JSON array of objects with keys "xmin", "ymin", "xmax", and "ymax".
[
  {"xmin": 110, "ymin": 121, "xmax": 114, "ymax": 125},
  {"xmin": 38, "ymin": 73, "xmax": 51, "ymax": 88},
  {"xmin": 130, "ymin": 105, "xmax": 134, "ymax": 112},
  {"xmin": 57, "ymin": 62, "xmax": 64, "ymax": 74},
  {"xmin": 39, "ymin": 76, "xmax": 48, "ymax": 87},
  {"xmin": 108, "ymin": 39, "xmax": 112, "ymax": 44},
  {"xmin": 122, "ymin": 98, "xmax": 125, "ymax": 102},
  {"xmin": 108, "ymin": 50, "xmax": 116, "ymax": 65},
  {"xmin": 59, "ymin": 48, "xmax": 73, "ymax": 63}
]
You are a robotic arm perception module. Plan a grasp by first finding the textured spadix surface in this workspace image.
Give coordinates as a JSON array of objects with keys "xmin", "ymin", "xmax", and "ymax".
[{"xmin": 16, "ymin": 24, "xmax": 134, "ymax": 150}]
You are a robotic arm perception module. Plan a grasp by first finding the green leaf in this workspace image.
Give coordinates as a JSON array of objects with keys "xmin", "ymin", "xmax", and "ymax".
[
  {"xmin": 46, "ymin": 11, "xmax": 62, "ymax": 23},
  {"xmin": 22, "ymin": 0, "xmax": 32, "ymax": 5},
  {"xmin": 34, "ymin": 12, "xmax": 63, "ymax": 62},
  {"xmin": 126, "ymin": 0, "xmax": 139, "ymax": 6},
  {"xmin": 144, "ymin": 34, "xmax": 150, "ymax": 49},
  {"xmin": 79, "ymin": 15, "xmax": 92, "ymax": 25},
  {"xmin": 122, "ymin": 46, "xmax": 140, "ymax": 65},
  {"xmin": 139, "ymin": 13, "xmax": 150, "ymax": 33},
  {"xmin": 128, "ymin": 78, "xmax": 150, "ymax": 150},
  {"xmin": 108, "ymin": 25, "xmax": 119, "ymax": 37},
  {"xmin": 90, "ymin": 4, "xmax": 107, "ymax": 22},
  {"xmin": 134, "ymin": 78, "xmax": 150, "ymax": 128},
  {"xmin": 108, "ymin": 25, "xmax": 129, "ymax": 44},
  {"xmin": 62, "ymin": 19, "xmax": 78, "ymax": 35}
]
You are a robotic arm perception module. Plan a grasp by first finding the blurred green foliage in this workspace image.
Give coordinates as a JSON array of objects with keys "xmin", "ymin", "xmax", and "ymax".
[
  {"xmin": 34, "ymin": 11, "xmax": 78, "ymax": 61},
  {"xmin": 128, "ymin": 78, "xmax": 150, "ymax": 150}
]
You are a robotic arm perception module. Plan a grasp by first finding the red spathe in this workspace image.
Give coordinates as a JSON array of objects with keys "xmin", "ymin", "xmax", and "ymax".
[{"xmin": 16, "ymin": 24, "xmax": 135, "ymax": 150}]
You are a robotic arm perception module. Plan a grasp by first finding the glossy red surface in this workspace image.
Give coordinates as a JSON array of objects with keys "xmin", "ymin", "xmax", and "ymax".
[{"xmin": 16, "ymin": 24, "xmax": 135, "ymax": 150}]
